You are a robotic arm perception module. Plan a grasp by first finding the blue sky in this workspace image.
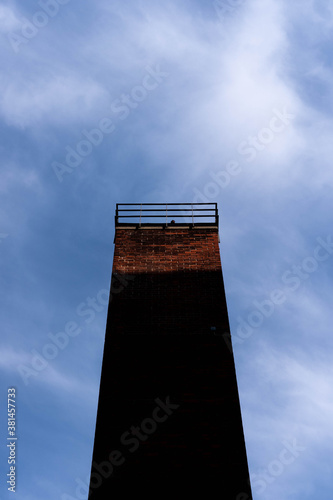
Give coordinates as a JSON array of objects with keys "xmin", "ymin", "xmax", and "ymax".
[{"xmin": 1, "ymin": 0, "xmax": 333, "ymax": 498}]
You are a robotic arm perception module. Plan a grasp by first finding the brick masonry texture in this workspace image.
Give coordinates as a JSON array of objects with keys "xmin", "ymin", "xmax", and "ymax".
[{"xmin": 113, "ymin": 228, "xmax": 222, "ymax": 273}]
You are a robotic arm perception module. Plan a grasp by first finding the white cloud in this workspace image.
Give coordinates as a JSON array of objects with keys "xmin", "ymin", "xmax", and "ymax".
[
  {"xmin": 0, "ymin": 161, "xmax": 42, "ymax": 194},
  {"xmin": 0, "ymin": 347, "xmax": 32, "ymax": 370},
  {"xmin": 239, "ymin": 341, "xmax": 333, "ymax": 499},
  {"xmin": 1, "ymin": 345, "xmax": 98, "ymax": 401},
  {"xmin": 0, "ymin": 5, "xmax": 21, "ymax": 32},
  {"xmin": 115, "ymin": 0, "xmax": 306, "ymax": 187},
  {"xmin": 0, "ymin": 74, "xmax": 108, "ymax": 128}
]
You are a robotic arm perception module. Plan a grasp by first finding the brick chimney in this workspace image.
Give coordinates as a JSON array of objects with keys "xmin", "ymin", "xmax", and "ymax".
[{"xmin": 89, "ymin": 203, "xmax": 253, "ymax": 496}]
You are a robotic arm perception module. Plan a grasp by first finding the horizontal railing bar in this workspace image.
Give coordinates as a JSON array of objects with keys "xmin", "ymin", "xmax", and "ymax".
[
  {"xmin": 116, "ymin": 222, "xmax": 217, "ymax": 225},
  {"xmin": 117, "ymin": 215, "xmax": 215, "ymax": 218},
  {"xmin": 117, "ymin": 203, "xmax": 216, "ymax": 206},
  {"xmin": 117, "ymin": 209, "xmax": 215, "ymax": 212}
]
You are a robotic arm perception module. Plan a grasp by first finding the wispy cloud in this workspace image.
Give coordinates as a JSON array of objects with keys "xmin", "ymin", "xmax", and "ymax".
[{"xmin": 0, "ymin": 5, "xmax": 21, "ymax": 33}]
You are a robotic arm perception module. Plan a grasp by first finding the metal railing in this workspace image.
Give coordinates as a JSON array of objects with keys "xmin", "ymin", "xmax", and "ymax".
[{"xmin": 115, "ymin": 203, "xmax": 218, "ymax": 227}]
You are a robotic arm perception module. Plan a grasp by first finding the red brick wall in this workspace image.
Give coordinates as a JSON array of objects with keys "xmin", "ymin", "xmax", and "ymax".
[{"xmin": 113, "ymin": 227, "xmax": 222, "ymax": 273}]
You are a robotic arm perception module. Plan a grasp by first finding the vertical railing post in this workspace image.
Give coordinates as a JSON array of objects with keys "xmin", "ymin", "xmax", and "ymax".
[
  {"xmin": 191, "ymin": 203, "xmax": 194, "ymax": 226},
  {"xmin": 115, "ymin": 204, "xmax": 119, "ymax": 226},
  {"xmin": 139, "ymin": 203, "xmax": 142, "ymax": 228},
  {"xmin": 166, "ymin": 203, "xmax": 168, "ymax": 226}
]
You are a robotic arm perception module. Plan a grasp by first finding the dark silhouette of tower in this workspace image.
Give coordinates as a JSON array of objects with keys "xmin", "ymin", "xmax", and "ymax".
[{"xmin": 88, "ymin": 203, "xmax": 252, "ymax": 496}]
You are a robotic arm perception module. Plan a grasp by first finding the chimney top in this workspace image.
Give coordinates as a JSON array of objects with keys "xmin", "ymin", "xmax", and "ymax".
[{"xmin": 115, "ymin": 203, "xmax": 219, "ymax": 228}]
